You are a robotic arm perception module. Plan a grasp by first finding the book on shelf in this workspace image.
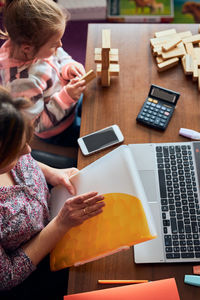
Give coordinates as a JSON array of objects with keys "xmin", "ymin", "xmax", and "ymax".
[
  {"xmin": 107, "ymin": 0, "xmax": 174, "ymax": 23},
  {"xmin": 49, "ymin": 145, "xmax": 157, "ymax": 271}
]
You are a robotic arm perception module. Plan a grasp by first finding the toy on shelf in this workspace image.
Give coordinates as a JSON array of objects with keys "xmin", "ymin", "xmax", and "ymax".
[
  {"xmin": 150, "ymin": 26, "xmax": 200, "ymax": 91},
  {"xmin": 94, "ymin": 29, "xmax": 119, "ymax": 87}
]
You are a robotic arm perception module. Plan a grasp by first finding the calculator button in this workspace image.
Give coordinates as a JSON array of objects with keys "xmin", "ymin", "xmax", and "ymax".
[
  {"xmin": 157, "ymin": 104, "xmax": 161, "ymax": 109},
  {"xmin": 166, "ymin": 108, "xmax": 171, "ymax": 112},
  {"xmin": 154, "ymin": 118, "xmax": 160, "ymax": 125},
  {"xmin": 139, "ymin": 115, "xmax": 144, "ymax": 120},
  {"xmin": 151, "ymin": 103, "xmax": 156, "ymax": 107},
  {"xmin": 161, "ymin": 106, "xmax": 166, "ymax": 111},
  {"xmin": 164, "ymin": 112, "xmax": 170, "ymax": 116},
  {"xmin": 153, "ymin": 100, "xmax": 158, "ymax": 104},
  {"xmin": 148, "ymin": 98, "xmax": 153, "ymax": 102}
]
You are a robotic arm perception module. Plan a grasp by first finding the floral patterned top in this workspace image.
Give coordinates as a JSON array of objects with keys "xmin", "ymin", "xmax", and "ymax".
[{"xmin": 0, "ymin": 154, "xmax": 50, "ymax": 290}]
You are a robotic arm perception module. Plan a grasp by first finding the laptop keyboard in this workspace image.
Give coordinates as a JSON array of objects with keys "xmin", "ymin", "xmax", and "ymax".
[{"xmin": 156, "ymin": 144, "xmax": 200, "ymax": 260}]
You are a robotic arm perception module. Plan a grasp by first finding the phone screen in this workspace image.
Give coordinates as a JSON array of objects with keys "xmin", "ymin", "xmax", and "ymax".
[{"xmin": 82, "ymin": 128, "xmax": 119, "ymax": 152}]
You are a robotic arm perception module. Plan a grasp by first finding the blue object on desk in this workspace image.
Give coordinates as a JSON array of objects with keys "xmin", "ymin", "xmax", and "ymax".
[{"xmin": 184, "ymin": 275, "xmax": 200, "ymax": 287}]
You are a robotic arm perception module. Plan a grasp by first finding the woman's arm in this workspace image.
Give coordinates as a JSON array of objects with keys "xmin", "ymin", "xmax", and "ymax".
[
  {"xmin": 21, "ymin": 192, "xmax": 105, "ymax": 266},
  {"xmin": 0, "ymin": 192, "xmax": 104, "ymax": 290}
]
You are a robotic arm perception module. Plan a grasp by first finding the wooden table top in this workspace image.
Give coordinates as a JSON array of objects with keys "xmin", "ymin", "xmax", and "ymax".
[{"xmin": 67, "ymin": 23, "xmax": 200, "ymax": 299}]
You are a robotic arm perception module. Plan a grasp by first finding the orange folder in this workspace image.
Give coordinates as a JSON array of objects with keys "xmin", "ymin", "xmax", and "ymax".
[{"xmin": 64, "ymin": 278, "xmax": 180, "ymax": 300}]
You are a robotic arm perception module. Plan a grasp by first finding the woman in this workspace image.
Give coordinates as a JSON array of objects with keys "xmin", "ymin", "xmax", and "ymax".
[{"xmin": 0, "ymin": 86, "xmax": 105, "ymax": 299}]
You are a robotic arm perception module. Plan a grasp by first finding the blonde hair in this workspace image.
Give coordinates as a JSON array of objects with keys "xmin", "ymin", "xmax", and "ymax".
[
  {"xmin": 0, "ymin": 86, "xmax": 33, "ymax": 168},
  {"xmin": 0, "ymin": 0, "xmax": 69, "ymax": 51}
]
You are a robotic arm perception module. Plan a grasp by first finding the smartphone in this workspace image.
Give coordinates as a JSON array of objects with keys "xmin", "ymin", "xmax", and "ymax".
[{"xmin": 78, "ymin": 125, "xmax": 124, "ymax": 156}]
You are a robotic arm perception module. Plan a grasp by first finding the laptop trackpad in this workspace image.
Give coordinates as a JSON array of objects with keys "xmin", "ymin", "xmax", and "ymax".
[{"xmin": 134, "ymin": 202, "xmax": 165, "ymax": 263}]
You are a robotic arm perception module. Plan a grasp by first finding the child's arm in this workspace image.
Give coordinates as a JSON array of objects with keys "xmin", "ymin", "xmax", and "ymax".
[{"xmin": 8, "ymin": 61, "xmax": 82, "ymax": 136}]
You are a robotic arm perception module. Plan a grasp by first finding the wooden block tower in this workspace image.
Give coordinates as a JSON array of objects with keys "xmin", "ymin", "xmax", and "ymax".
[{"xmin": 95, "ymin": 29, "xmax": 119, "ymax": 87}]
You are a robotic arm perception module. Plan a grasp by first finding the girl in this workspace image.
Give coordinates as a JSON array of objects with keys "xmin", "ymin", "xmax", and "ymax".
[
  {"xmin": 0, "ymin": 0, "xmax": 86, "ymax": 146},
  {"xmin": 0, "ymin": 86, "xmax": 105, "ymax": 298}
]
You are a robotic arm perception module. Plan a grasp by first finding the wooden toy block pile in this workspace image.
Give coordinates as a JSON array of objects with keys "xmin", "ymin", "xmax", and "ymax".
[
  {"xmin": 150, "ymin": 27, "xmax": 200, "ymax": 91},
  {"xmin": 94, "ymin": 29, "xmax": 120, "ymax": 87}
]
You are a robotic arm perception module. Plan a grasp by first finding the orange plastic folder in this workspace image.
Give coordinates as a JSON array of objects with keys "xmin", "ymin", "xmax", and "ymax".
[
  {"xmin": 63, "ymin": 278, "xmax": 180, "ymax": 300},
  {"xmin": 50, "ymin": 145, "xmax": 157, "ymax": 271}
]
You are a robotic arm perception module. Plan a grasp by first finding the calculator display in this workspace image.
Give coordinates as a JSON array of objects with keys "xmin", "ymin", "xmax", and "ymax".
[{"xmin": 151, "ymin": 86, "xmax": 176, "ymax": 103}]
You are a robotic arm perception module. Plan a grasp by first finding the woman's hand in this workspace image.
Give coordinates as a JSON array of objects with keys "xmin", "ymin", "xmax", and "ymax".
[
  {"xmin": 56, "ymin": 191, "xmax": 105, "ymax": 231},
  {"xmin": 66, "ymin": 77, "xmax": 86, "ymax": 101},
  {"xmin": 38, "ymin": 162, "xmax": 79, "ymax": 195}
]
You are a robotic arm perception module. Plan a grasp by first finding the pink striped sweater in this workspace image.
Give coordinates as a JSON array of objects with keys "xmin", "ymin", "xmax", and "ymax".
[{"xmin": 0, "ymin": 40, "xmax": 84, "ymax": 138}]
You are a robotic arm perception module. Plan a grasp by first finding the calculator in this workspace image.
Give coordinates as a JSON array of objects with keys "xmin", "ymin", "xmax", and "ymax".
[{"xmin": 136, "ymin": 84, "xmax": 180, "ymax": 131}]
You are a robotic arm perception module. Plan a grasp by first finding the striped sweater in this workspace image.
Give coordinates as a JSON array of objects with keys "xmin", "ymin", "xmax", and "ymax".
[{"xmin": 0, "ymin": 40, "xmax": 84, "ymax": 138}]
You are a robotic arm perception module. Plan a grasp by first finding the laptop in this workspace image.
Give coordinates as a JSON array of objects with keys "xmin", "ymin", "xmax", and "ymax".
[{"xmin": 129, "ymin": 141, "xmax": 200, "ymax": 263}]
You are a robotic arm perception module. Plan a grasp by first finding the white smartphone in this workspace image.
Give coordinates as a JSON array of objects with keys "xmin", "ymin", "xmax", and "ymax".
[{"xmin": 78, "ymin": 125, "xmax": 124, "ymax": 156}]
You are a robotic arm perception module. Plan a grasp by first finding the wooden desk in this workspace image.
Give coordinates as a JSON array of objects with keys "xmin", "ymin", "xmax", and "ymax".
[{"xmin": 68, "ymin": 24, "xmax": 200, "ymax": 299}]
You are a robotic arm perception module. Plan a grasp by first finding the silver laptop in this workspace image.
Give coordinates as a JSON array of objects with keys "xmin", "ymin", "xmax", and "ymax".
[{"xmin": 129, "ymin": 141, "xmax": 200, "ymax": 263}]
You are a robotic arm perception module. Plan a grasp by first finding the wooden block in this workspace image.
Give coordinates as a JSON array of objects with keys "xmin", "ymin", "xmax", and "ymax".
[
  {"xmin": 96, "ymin": 64, "xmax": 120, "ymax": 76},
  {"xmin": 157, "ymin": 57, "xmax": 179, "ymax": 72},
  {"xmin": 152, "ymin": 46, "xmax": 162, "ymax": 56},
  {"xmin": 198, "ymin": 69, "xmax": 200, "ymax": 91},
  {"xmin": 101, "ymin": 69, "xmax": 110, "ymax": 87},
  {"xmin": 193, "ymin": 265, "xmax": 200, "ymax": 275},
  {"xmin": 150, "ymin": 34, "xmax": 179, "ymax": 48},
  {"xmin": 178, "ymin": 31, "xmax": 192, "ymax": 39},
  {"xmin": 154, "ymin": 28, "xmax": 176, "ymax": 38},
  {"xmin": 181, "ymin": 55, "xmax": 186, "ymax": 74},
  {"xmin": 162, "ymin": 37, "xmax": 181, "ymax": 52},
  {"xmin": 79, "ymin": 70, "xmax": 96, "ymax": 84},
  {"xmin": 94, "ymin": 48, "xmax": 119, "ymax": 63},
  {"xmin": 185, "ymin": 54, "xmax": 193, "ymax": 75},
  {"xmin": 102, "ymin": 29, "xmax": 111, "ymax": 49},
  {"xmin": 184, "ymin": 42, "xmax": 195, "ymax": 58},
  {"xmin": 101, "ymin": 48, "xmax": 110, "ymax": 70},
  {"xmin": 182, "ymin": 34, "xmax": 200, "ymax": 44},
  {"xmin": 194, "ymin": 48, "xmax": 200, "ymax": 66},
  {"xmin": 150, "ymin": 31, "xmax": 192, "ymax": 48},
  {"xmin": 109, "ymin": 64, "xmax": 120, "ymax": 76},
  {"xmin": 192, "ymin": 59, "xmax": 198, "ymax": 81},
  {"xmin": 156, "ymin": 56, "xmax": 164, "ymax": 64},
  {"xmin": 153, "ymin": 48, "xmax": 162, "ymax": 56},
  {"xmin": 162, "ymin": 42, "xmax": 186, "ymax": 60}
]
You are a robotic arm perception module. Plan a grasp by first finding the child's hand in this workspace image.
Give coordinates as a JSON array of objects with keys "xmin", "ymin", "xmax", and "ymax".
[
  {"xmin": 66, "ymin": 64, "xmax": 86, "ymax": 80},
  {"xmin": 66, "ymin": 77, "xmax": 86, "ymax": 101}
]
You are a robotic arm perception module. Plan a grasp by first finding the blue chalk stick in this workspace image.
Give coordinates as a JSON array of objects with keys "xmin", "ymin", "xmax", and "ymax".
[{"xmin": 184, "ymin": 275, "xmax": 200, "ymax": 287}]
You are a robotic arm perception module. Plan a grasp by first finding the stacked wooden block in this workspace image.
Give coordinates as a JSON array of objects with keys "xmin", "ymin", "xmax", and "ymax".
[
  {"xmin": 94, "ymin": 29, "xmax": 119, "ymax": 87},
  {"xmin": 150, "ymin": 28, "xmax": 200, "ymax": 91}
]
